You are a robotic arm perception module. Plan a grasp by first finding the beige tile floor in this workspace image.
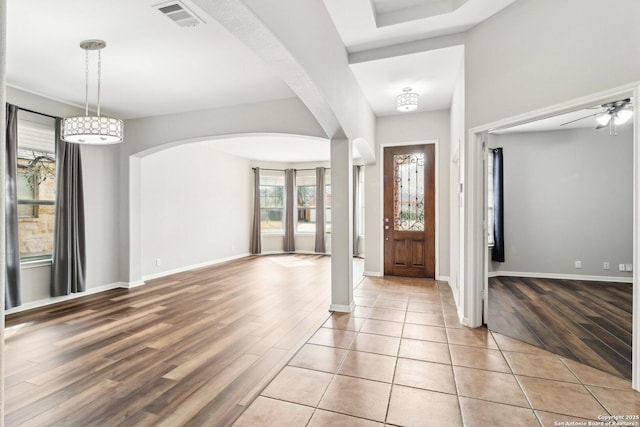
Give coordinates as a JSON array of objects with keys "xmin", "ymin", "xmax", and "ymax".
[{"xmin": 234, "ymin": 276, "xmax": 640, "ymax": 427}]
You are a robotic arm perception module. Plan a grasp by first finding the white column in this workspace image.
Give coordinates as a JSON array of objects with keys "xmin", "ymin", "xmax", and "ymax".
[{"xmin": 329, "ymin": 138, "xmax": 354, "ymax": 312}]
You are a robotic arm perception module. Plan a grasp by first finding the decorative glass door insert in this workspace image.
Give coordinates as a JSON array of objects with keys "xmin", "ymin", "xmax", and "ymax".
[{"xmin": 393, "ymin": 153, "xmax": 425, "ymax": 231}]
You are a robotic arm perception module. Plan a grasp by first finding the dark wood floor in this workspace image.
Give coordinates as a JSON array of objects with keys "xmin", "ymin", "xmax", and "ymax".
[
  {"xmin": 488, "ymin": 276, "xmax": 632, "ymax": 379},
  {"xmin": 4, "ymin": 254, "xmax": 333, "ymax": 427}
]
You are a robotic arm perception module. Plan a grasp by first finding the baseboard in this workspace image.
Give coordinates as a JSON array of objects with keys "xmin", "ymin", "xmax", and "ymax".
[
  {"xmin": 142, "ymin": 253, "xmax": 250, "ymax": 281},
  {"xmin": 364, "ymin": 271, "xmax": 383, "ymax": 277},
  {"xmin": 259, "ymin": 250, "xmax": 330, "ymax": 256},
  {"xmin": 436, "ymin": 275, "xmax": 450, "ymax": 283},
  {"xmin": 5, "ymin": 281, "xmax": 126, "ymax": 315},
  {"xmin": 123, "ymin": 280, "xmax": 146, "ymax": 289},
  {"xmin": 329, "ymin": 301, "xmax": 355, "ymax": 313},
  {"xmin": 488, "ymin": 270, "xmax": 633, "ymax": 284}
]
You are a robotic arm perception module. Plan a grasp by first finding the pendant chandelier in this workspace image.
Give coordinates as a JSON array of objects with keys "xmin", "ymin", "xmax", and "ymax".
[{"xmin": 62, "ymin": 40, "xmax": 123, "ymax": 145}]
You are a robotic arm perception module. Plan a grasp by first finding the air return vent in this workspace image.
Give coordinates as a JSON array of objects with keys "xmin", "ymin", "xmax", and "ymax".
[{"xmin": 156, "ymin": 1, "xmax": 204, "ymax": 27}]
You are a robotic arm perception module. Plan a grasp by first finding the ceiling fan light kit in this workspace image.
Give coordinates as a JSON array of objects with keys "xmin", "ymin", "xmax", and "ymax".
[
  {"xmin": 560, "ymin": 98, "xmax": 633, "ymax": 136},
  {"xmin": 62, "ymin": 39, "xmax": 124, "ymax": 145}
]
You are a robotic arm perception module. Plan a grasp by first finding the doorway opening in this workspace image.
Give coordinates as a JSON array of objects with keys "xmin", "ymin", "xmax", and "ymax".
[{"xmin": 481, "ymin": 94, "xmax": 636, "ymax": 380}]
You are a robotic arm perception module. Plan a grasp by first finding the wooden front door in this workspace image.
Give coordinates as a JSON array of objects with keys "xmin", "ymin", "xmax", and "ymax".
[{"xmin": 383, "ymin": 144, "xmax": 435, "ymax": 278}]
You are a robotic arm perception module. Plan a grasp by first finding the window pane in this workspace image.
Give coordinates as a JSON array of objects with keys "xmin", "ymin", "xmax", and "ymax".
[
  {"xmin": 324, "ymin": 181, "xmax": 332, "ymax": 233},
  {"xmin": 296, "ymin": 182, "xmax": 316, "ymax": 232},
  {"xmin": 259, "ymin": 172, "xmax": 284, "ymax": 233},
  {"xmin": 17, "ymin": 112, "xmax": 56, "ymax": 260},
  {"xmin": 261, "ymin": 208, "xmax": 283, "ymax": 231}
]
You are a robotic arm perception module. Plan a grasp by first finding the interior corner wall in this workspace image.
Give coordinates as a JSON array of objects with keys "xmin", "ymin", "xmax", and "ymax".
[
  {"xmin": 367, "ymin": 109, "xmax": 451, "ymax": 278},
  {"xmin": 465, "ymin": 0, "xmax": 640, "ymax": 129},
  {"xmin": 449, "ymin": 57, "xmax": 465, "ymax": 302},
  {"xmin": 6, "ymin": 87, "xmax": 121, "ymax": 306},
  {"xmin": 491, "ymin": 126, "xmax": 633, "ymax": 279},
  {"xmin": 141, "ymin": 143, "xmax": 251, "ymax": 278}
]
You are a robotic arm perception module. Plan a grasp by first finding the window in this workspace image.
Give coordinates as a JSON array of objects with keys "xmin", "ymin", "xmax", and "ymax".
[
  {"xmin": 487, "ymin": 150, "xmax": 495, "ymax": 247},
  {"xmin": 296, "ymin": 174, "xmax": 316, "ymax": 233},
  {"xmin": 325, "ymin": 173, "xmax": 331, "ymax": 233},
  {"xmin": 260, "ymin": 173, "xmax": 284, "ymax": 233},
  {"xmin": 17, "ymin": 112, "xmax": 57, "ymax": 261}
]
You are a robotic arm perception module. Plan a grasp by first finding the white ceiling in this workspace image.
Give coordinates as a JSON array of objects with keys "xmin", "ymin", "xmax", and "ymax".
[
  {"xmin": 323, "ymin": 0, "xmax": 517, "ymax": 53},
  {"xmin": 6, "ymin": 0, "xmax": 295, "ymax": 119},
  {"xmin": 323, "ymin": 0, "xmax": 515, "ymax": 116},
  {"xmin": 351, "ymin": 45, "xmax": 463, "ymax": 116},
  {"xmin": 7, "ymin": 0, "xmax": 521, "ymax": 158}
]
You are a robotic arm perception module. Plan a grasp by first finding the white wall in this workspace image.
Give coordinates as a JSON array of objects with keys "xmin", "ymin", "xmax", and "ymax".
[
  {"xmin": 449, "ymin": 57, "xmax": 465, "ymax": 302},
  {"xmin": 141, "ymin": 142, "xmax": 251, "ymax": 278},
  {"xmin": 465, "ymin": 0, "xmax": 640, "ymax": 130},
  {"xmin": 6, "ymin": 87, "xmax": 121, "ymax": 309},
  {"xmin": 367, "ymin": 109, "xmax": 451, "ymax": 279},
  {"xmin": 459, "ymin": 0, "xmax": 640, "ymax": 327},
  {"xmin": 490, "ymin": 125, "xmax": 633, "ymax": 279},
  {"xmin": 120, "ymin": 98, "xmax": 326, "ymax": 285}
]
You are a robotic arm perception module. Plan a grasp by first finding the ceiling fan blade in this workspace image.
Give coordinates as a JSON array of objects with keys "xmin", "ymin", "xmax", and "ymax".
[
  {"xmin": 560, "ymin": 113, "xmax": 598, "ymax": 126},
  {"xmin": 595, "ymin": 124, "xmax": 607, "ymax": 130}
]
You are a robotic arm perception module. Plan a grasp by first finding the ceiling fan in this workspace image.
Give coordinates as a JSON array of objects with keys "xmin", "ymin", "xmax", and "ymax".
[{"xmin": 560, "ymin": 98, "xmax": 634, "ymax": 135}]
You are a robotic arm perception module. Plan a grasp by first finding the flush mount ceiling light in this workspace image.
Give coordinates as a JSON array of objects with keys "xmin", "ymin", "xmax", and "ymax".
[
  {"xmin": 396, "ymin": 87, "xmax": 419, "ymax": 112},
  {"xmin": 62, "ymin": 40, "xmax": 123, "ymax": 145}
]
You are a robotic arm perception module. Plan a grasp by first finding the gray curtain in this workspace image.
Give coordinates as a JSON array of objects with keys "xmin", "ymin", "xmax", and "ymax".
[
  {"xmin": 50, "ymin": 118, "xmax": 86, "ymax": 297},
  {"xmin": 250, "ymin": 167, "xmax": 261, "ymax": 254},
  {"xmin": 353, "ymin": 165, "xmax": 360, "ymax": 256},
  {"xmin": 314, "ymin": 167, "xmax": 326, "ymax": 253},
  {"xmin": 5, "ymin": 104, "xmax": 21, "ymax": 309},
  {"xmin": 492, "ymin": 148, "xmax": 505, "ymax": 262},
  {"xmin": 283, "ymin": 169, "xmax": 295, "ymax": 252}
]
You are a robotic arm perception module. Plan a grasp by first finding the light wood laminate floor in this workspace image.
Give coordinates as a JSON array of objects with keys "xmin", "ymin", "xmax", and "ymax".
[
  {"xmin": 5, "ymin": 254, "xmax": 333, "ymax": 426},
  {"xmin": 488, "ymin": 276, "xmax": 632, "ymax": 379}
]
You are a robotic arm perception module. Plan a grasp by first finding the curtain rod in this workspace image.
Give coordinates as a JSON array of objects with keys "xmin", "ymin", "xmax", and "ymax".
[
  {"xmin": 17, "ymin": 106, "xmax": 59, "ymax": 121},
  {"xmin": 252, "ymin": 167, "xmax": 332, "ymax": 172}
]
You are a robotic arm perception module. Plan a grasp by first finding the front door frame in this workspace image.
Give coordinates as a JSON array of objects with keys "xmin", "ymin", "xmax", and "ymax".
[
  {"xmin": 464, "ymin": 82, "xmax": 640, "ymax": 390},
  {"xmin": 379, "ymin": 140, "xmax": 440, "ymax": 280}
]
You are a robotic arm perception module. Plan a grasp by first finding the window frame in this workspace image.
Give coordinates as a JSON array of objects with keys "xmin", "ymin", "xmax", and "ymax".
[
  {"xmin": 259, "ymin": 172, "xmax": 285, "ymax": 235},
  {"xmin": 16, "ymin": 112, "xmax": 57, "ymax": 263}
]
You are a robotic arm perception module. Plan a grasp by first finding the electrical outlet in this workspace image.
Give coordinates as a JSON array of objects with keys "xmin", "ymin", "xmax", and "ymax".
[
  {"xmin": 626, "ymin": 264, "xmax": 633, "ymax": 272},
  {"xmin": 603, "ymin": 261, "xmax": 610, "ymax": 270},
  {"xmin": 619, "ymin": 264, "xmax": 626, "ymax": 272},
  {"xmin": 156, "ymin": 258, "xmax": 161, "ymax": 267},
  {"xmin": 574, "ymin": 260, "xmax": 582, "ymax": 269}
]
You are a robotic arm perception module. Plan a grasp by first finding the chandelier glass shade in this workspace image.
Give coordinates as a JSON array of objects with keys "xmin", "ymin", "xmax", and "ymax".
[
  {"xmin": 62, "ymin": 40, "xmax": 123, "ymax": 145},
  {"xmin": 396, "ymin": 87, "xmax": 419, "ymax": 112}
]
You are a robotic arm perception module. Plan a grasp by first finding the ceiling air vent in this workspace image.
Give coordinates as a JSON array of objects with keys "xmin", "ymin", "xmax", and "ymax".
[{"xmin": 156, "ymin": 1, "xmax": 204, "ymax": 28}]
